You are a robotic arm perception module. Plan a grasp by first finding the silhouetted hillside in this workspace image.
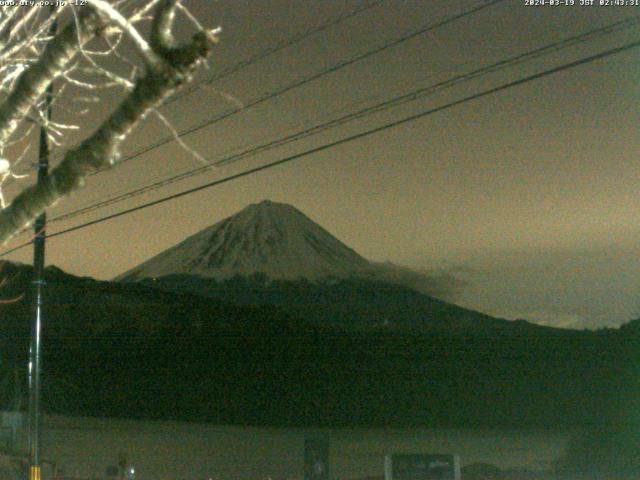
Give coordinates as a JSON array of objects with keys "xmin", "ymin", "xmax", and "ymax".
[
  {"xmin": 140, "ymin": 273, "xmax": 565, "ymax": 335},
  {"xmin": 0, "ymin": 262, "xmax": 637, "ymax": 430}
]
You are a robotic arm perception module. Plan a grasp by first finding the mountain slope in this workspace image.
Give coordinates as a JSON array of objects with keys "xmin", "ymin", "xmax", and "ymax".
[
  {"xmin": 117, "ymin": 199, "xmax": 473, "ymax": 302},
  {"xmin": 144, "ymin": 273, "xmax": 563, "ymax": 335},
  {"xmin": 117, "ymin": 200, "xmax": 371, "ymax": 281},
  {"xmin": 117, "ymin": 200, "xmax": 541, "ymax": 332}
]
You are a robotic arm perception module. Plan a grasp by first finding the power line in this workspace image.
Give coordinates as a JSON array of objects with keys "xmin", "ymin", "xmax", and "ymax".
[
  {"xmin": 0, "ymin": 238, "xmax": 32, "ymax": 257},
  {"xmin": 165, "ymin": 0, "xmax": 387, "ymax": 106},
  {"xmin": 76, "ymin": 0, "xmax": 506, "ymax": 176},
  {"xmin": 37, "ymin": 0, "xmax": 505, "ymax": 224},
  {"xmin": 6, "ymin": 38, "xmax": 632, "ymax": 252},
  {"xmin": 46, "ymin": 0, "xmax": 386, "ymax": 166},
  {"xmin": 0, "ymin": 0, "xmax": 504, "ymax": 253},
  {"xmin": 45, "ymin": 15, "xmax": 640, "ymax": 226}
]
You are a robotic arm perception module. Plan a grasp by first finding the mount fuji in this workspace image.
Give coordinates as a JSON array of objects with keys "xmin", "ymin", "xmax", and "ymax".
[
  {"xmin": 116, "ymin": 200, "xmax": 553, "ymax": 333},
  {"xmin": 116, "ymin": 200, "xmax": 447, "ymax": 296},
  {"xmin": 117, "ymin": 200, "xmax": 371, "ymax": 281}
]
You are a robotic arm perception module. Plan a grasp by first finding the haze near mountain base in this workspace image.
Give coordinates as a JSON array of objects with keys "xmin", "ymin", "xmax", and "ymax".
[{"xmin": 116, "ymin": 200, "xmax": 462, "ymax": 299}]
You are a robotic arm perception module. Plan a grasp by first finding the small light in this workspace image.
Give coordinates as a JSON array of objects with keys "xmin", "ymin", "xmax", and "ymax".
[{"xmin": 126, "ymin": 466, "xmax": 136, "ymax": 480}]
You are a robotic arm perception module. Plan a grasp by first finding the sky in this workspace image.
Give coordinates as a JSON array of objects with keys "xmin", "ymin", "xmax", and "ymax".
[{"xmin": 1, "ymin": 0, "xmax": 639, "ymax": 329}]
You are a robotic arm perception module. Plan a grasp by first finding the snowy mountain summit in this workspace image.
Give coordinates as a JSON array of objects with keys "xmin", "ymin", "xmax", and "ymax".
[{"xmin": 117, "ymin": 200, "xmax": 372, "ymax": 282}]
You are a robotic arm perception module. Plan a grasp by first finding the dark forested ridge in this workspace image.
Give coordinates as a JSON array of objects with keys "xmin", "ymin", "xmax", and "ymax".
[
  {"xmin": 140, "ymin": 273, "xmax": 575, "ymax": 334},
  {"xmin": 0, "ymin": 262, "xmax": 637, "ymax": 430}
]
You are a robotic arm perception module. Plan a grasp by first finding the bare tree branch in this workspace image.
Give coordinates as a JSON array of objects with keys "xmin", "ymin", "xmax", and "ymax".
[
  {"xmin": 0, "ymin": 9, "xmax": 106, "ymax": 146},
  {"xmin": 0, "ymin": 0, "xmax": 216, "ymax": 244},
  {"xmin": 86, "ymin": 0, "xmax": 162, "ymax": 68}
]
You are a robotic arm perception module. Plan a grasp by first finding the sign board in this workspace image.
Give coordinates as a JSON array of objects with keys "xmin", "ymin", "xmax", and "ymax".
[
  {"xmin": 384, "ymin": 454, "xmax": 460, "ymax": 480},
  {"xmin": 304, "ymin": 438, "xmax": 329, "ymax": 480}
]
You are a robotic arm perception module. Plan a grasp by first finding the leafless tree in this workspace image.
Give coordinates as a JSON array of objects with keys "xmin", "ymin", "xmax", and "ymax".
[{"xmin": 0, "ymin": 0, "xmax": 218, "ymax": 244}]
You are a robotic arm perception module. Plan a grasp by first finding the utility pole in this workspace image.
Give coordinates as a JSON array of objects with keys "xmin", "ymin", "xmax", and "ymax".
[{"xmin": 28, "ymin": 8, "xmax": 56, "ymax": 480}]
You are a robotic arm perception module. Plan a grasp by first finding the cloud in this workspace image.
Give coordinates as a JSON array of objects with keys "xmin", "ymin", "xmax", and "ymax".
[{"xmin": 365, "ymin": 262, "xmax": 471, "ymax": 301}]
